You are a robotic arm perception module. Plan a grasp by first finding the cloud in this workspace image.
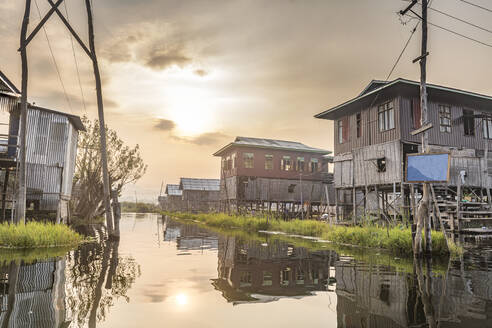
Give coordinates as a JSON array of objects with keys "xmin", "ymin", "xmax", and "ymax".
[
  {"xmin": 193, "ymin": 69, "xmax": 208, "ymax": 77},
  {"xmin": 145, "ymin": 47, "xmax": 192, "ymax": 70},
  {"xmin": 172, "ymin": 132, "xmax": 229, "ymax": 146},
  {"xmin": 154, "ymin": 118, "xmax": 176, "ymax": 131},
  {"xmin": 101, "ymin": 22, "xmax": 199, "ymax": 71}
]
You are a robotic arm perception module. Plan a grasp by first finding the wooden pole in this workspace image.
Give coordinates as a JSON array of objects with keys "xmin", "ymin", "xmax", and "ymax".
[
  {"xmin": 415, "ymin": 0, "xmax": 431, "ymax": 256},
  {"xmin": 2, "ymin": 170, "xmax": 10, "ymax": 221},
  {"xmin": 15, "ymin": 0, "xmax": 32, "ymax": 225},
  {"xmin": 85, "ymin": 0, "xmax": 114, "ymax": 236},
  {"xmin": 352, "ymin": 187, "xmax": 356, "ymax": 225}
]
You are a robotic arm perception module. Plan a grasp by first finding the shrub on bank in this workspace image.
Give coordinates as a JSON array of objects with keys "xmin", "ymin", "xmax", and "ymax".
[
  {"xmin": 165, "ymin": 211, "xmax": 451, "ymax": 256},
  {"xmin": 0, "ymin": 222, "xmax": 84, "ymax": 248}
]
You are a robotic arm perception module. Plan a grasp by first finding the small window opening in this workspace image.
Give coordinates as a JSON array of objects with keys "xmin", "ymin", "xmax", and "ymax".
[{"xmin": 377, "ymin": 158, "xmax": 386, "ymax": 172}]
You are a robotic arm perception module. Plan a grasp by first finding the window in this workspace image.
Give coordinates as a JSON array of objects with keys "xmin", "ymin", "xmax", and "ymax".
[
  {"xmin": 310, "ymin": 158, "xmax": 319, "ymax": 172},
  {"xmin": 239, "ymin": 271, "xmax": 252, "ymax": 287},
  {"xmin": 243, "ymin": 153, "xmax": 254, "ymax": 168},
  {"xmin": 337, "ymin": 117, "xmax": 349, "ymax": 143},
  {"xmin": 377, "ymin": 158, "xmax": 386, "ymax": 172},
  {"xmin": 296, "ymin": 268, "xmax": 305, "ymax": 285},
  {"xmin": 262, "ymin": 271, "xmax": 273, "ymax": 286},
  {"xmin": 463, "ymin": 109, "xmax": 475, "ymax": 136},
  {"xmin": 288, "ymin": 184, "xmax": 296, "ymax": 193},
  {"xmin": 265, "ymin": 155, "xmax": 273, "ymax": 170},
  {"xmin": 356, "ymin": 113, "xmax": 362, "ymax": 138},
  {"xmin": 232, "ymin": 153, "xmax": 237, "ymax": 168},
  {"xmin": 281, "ymin": 268, "xmax": 291, "ymax": 286},
  {"xmin": 483, "ymin": 114, "xmax": 492, "ymax": 139},
  {"xmin": 296, "ymin": 157, "xmax": 305, "ymax": 172},
  {"xmin": 439, "ymin": 105, "xmax": 451, "ymax": 133},
  {"xmin": 281, "ymin": 156, "xmax": 292, "ymax": 171},
  {"xmin": 226, "ymin": 156, "xmax": 232, "ymax": 170},
  {"xmin": 378, "ymin": 101, "xmax": 395, "ymax": 132},
  {"xmin": 411, "ymin": 98, "xmax": 422, "ymax": 129}
]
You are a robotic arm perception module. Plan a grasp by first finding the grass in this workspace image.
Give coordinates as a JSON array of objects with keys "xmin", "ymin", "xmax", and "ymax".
[
  {"xmin": 0, "ymin": 222, "xmax": 84, "ymax": 249},
  {"xmin": 164, "ymin": 211, "xmax": 451, "ymax": 256}
]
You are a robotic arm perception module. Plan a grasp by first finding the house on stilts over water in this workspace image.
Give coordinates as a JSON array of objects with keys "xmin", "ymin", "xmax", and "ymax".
[
  {"xmin": 213, "ymin": 136, "xmax": 334, "ymax": 218},
  {"xmin": 0, "ymin": 70, "xmax": 85, "ymax": 223},
  {"xmin": 315, "ymin": 78, "xmax": 492, "ymax": 235}
]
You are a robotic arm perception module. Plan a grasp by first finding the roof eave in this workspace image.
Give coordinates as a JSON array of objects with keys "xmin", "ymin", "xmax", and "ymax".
[{"xmin": 214, "ymin": 142, "xmax": 331, "ymax": 155}]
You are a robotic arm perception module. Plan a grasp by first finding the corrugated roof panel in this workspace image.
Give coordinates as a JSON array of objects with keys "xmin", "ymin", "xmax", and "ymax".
[
  {"xmin": 213, "ymin": 136, "xmax": 330, "ymax": 155},
  {"xmin": 180, "ymin": 178, "xmax": 220, "ymax": 191},
  {"xmin": 165, "ymin": 184, "xmax": 182, "ymax": 196}
]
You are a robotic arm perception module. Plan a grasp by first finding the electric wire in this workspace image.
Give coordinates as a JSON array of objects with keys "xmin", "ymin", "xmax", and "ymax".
[
  {"xmin": 63, "ymin": 0, "xmax": 88, "ymax": 114},
  {"xmin": 429, "ymin": 6, "xmax": 492, "ymax": 34},
  {"xmin": 458, "ymin": 0, "xmax": 492, "ymax": 14},
  {"xmin": 34, "ymin": 0, "xmax": 73, "ymax": 112}
]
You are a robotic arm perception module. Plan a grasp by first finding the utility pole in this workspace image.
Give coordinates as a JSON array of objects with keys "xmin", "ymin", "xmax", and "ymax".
[
  {"xmin": 420, "ymin": 0, "xmax": 432, "ymax": 255},
  {"xmin": 17, "ymin": 0, "xmax": 117, "ymax": 237},
  {"xmin": 15, "ymin": 0, "xmax": 32, "ymax": 224},
  {"xmin": 85, "ymin": 0, "xmax": 114, "ymax": 236},
  {"xmin": 400, "ymin": 0, "xmax": 431, "ymax": 256}
]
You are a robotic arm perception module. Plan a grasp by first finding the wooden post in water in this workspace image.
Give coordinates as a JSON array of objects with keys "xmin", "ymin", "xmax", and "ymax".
[
  {"xmin": 15, "ymin": 0, "xmax": 32, "ymax": 225},
  {"xmin": 85, "ymin": 0, "xmax": 115, "ymax": 237}
]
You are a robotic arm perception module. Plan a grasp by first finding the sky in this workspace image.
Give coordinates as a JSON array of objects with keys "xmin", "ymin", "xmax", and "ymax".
[{"xmin": 2, "ymin": 0, "xmax": 492, "ymax": 202}]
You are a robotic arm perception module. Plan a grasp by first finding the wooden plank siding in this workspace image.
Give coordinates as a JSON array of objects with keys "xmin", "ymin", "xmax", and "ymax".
[
  {"xmin": 400, "ymin": 96, "xmax": 492, "ymax": 150},
  {"xmin": 334, "ymin": 95, "xmax": 400, "ymax": 155}
]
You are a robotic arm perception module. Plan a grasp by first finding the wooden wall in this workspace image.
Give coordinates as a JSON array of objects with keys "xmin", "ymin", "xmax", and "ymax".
[
  {"xmin": 221, "ymin": 176, "xmax": 334, "ymax": 204},
  {"xmin": 334, "ymin": 95, "xmax": 400, "ymax": 155}
]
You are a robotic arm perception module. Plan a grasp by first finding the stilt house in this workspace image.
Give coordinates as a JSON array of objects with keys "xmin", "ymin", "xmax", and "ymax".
[
  {"xmin": 159, "ymin": 184, "xmax": 183, "ymax": 212},
  {"xmin": 179, "ymin": 178, "xmax": 220, "ymax": 213},
  {"xmin": 315, "ymin": 78, "xmax": 492, "ymax": 231},
  {"xmin": 213, "ymin": 136, "xmax": 334, "ymax": 217},
  {"xmin": 0, "ymin": 71, "xmax": 84, "ymax": 222}
]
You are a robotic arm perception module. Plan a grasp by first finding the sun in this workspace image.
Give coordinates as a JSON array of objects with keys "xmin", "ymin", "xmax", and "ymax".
[{"xmin": 175, "ymin": 293, "xmax": 188, "ymax": 306}]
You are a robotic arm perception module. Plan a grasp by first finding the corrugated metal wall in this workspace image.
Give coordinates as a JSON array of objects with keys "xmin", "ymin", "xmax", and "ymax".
[{"xmin": 25, "ymin": 108, "xmax": 78, "ymax": 211}]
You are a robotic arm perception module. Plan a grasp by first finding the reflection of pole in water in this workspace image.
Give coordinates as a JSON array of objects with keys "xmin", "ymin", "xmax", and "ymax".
[
  {"xmin": 415, "ymin": 258, "xmax": 437, "ymax": 328},
  {"xmin": 1, "ymin": 262, "xmax": 19, "ymax": 328}
]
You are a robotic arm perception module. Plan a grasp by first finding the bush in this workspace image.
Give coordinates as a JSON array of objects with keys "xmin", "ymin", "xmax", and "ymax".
[{"xmin": 0, "ymin": 222, "xmax": 84, "ymax": 248}]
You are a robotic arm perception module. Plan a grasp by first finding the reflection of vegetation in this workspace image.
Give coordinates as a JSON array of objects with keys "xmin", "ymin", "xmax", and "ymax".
[
  {"xmin": 0, "ymin": 247, "xmax": 71, "ymax": 264},
  {"xmin": 169, "ymin": 216, "xmax": 448, "ymax": 275},
  {"xmin": 66, "ymin": 225, "xmax": 141, "ymax": 328},
  {"xmin": 165, "ymin": 212, "xmax": 449, "ymax": 256},
  {"xmin": 0, "ymin": 222, "xmax": 83, "ymax": 248},
  {"xmin": 121, "ymin": 201, "xmax": 160, "ymax": 213}
]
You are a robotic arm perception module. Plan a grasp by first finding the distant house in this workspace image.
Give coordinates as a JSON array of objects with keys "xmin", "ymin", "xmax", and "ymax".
[
  {"xmin": 315, "ymin": 78, "xmax": 492, "ymax": 224},
  {"xmin": 213, "ymin": 136, "xmax": 334, "ymax": 216},
  {"xmin": 179, "ymin": 178, "xmax": 220, "ymax": 213},
  {"xmin": 159, "ymin": 184, "xmax": 184, "ymax": 212},
  {"xmin": 0, "ymin": 70, "xmax": 84, "ymax": 222}
]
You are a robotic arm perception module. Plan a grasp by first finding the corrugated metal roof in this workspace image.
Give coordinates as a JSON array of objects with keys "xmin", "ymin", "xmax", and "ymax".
[
  {"xmin": 0, "ymin": 70, "xmax": 20, "ymax": 96},
  {"xmin": 165, "ymin": 184, "xmax": 182, "ymax": 196},
  {"xmin": 29, "ymin": 105, "xmax": 86, "ymax": 131},
  {"xmin": 315, "ymin": 78, "xmax": 492, "ymax": 120},
  {"xmin": 213, "ymin": 136, "xmax": 331, "ymax": 156},
  {"xmin": 180, "ymin": 178, "xmax": 220, "ymax": 191}
]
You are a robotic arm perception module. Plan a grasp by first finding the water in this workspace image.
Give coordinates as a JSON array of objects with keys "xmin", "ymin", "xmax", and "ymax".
[{"xmin": 1, "ymin": 213, "xmax": 492, "ymax": 327}]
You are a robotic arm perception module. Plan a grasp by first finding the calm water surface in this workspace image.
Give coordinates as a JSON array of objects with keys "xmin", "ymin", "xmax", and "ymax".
[{"xmin": 1, "ymin": 213, "xmax": 492, "ymax": 327}]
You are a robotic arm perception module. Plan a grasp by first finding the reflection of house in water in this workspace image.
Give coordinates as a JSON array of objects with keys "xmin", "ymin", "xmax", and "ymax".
[
  {"xmin": 335, "ymin": 257, "xmax": 492, "ymax": 328},
  {"xmin": 213, "ymin": 236, "xmax": 337, "ymax": 304},
  {"xmin": 162, "ymin": 217, "xmax": 219, "ymax": 251},
  {"xmin": 0, "ymin": 259, "xmax": 68, "ymax": 327}
]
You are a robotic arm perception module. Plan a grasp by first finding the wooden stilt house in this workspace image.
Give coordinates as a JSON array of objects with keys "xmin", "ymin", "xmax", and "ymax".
[
  {"xmin": 213, "ymin": 136, "xmax": 334, "ymax": 218},
  {"xmin": 315, "ymin": 78, "xmax": 492, "ymax": 233}
]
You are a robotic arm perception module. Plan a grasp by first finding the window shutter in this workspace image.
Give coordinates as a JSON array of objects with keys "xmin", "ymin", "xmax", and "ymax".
[
  {"xmin": 343, "ymin": 116, "xmax": 349, "ymax": 142},
  {"xmin": 412, "ymin": 99, "xmax": 422, "ymax": 129}
]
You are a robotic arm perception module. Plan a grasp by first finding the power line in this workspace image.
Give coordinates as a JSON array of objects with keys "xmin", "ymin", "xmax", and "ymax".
[
  {"xmin": 63, "ymin": 0, "xmax": 88, "ymax": 114},
  {"xmin": 458, "ymin": 0, "xmax": 492, "ymax": 14},
  {"xmin": 429, "ymin": 6, "xmax": 492, "ymax": 34},
  {"xmin": 34, "ymin": 0, "xmax": 73, "ymax": 112},
  {"xmin": 387, "ymin": 25, "xmax": 418, "ymax": 80},
  {"xmin": 405, "ymin": 13, "xmax": 492, "ymax": 48}
]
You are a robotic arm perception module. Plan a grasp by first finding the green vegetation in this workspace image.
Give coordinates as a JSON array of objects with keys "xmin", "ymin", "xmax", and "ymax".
[
  {"xmin": 121, "ymin": 201, "xmax": 160, "ymax": 213},
  {"xmin": 165, "ymin": 212, "xmax": 451, "ymax": 256},
  {"xmin": 0, "ymin": 247, "xmax": 73, "ymax": 264},
  {"xmin": 0, "ymin": 222, "xmax": 84, "ymax": 249}
]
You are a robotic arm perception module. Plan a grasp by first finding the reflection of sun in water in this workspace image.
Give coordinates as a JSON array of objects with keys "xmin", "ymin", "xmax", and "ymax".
[{"xmin": 175, "ymin": 293, "xmax": 188, "ymax": 306}]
